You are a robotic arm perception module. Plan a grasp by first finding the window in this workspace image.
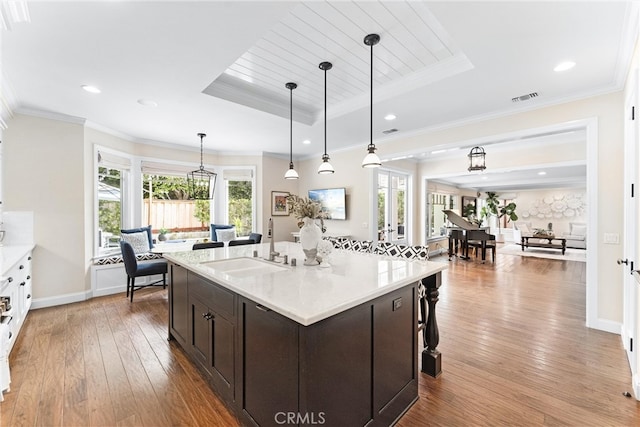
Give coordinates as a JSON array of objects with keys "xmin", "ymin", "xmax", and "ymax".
[
  {"xmin": 224, "ymin": 170, "xmax": 254, "ymax": 237},
  {"xmin": 427, "ymin": 191, "xmax": 456, "ymax": 239},
  {"xmin": 96, "ymin": 150, "xmax": 131, "ymax": 256},
  {"xmin": 142, "ymin": 173, "xmax": 210, "ymax": 233}
]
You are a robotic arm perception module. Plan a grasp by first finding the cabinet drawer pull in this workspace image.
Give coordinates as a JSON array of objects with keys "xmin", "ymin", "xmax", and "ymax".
[
  {"xmin": 202, "ymin": 312, "xmax": 213, "ymax": 320},
  {"xmin": 26, "ymin": 275, "xmax": 31, "ymax": 280},
  {"xmin": 28, "ymin": 256, "xmax": 32, "ymax": 261},
  {"xmin": 255, "ymin": 304, "xmax": 271, "ymax": 312},
  {"xmin": 20, "ymin": 282, "xmax": 26, "ymax": 287},
  {"xmin": 27, "ymin": 294, "xmax": 31, "ymax": 299},
  {"xmin": 19, "ymin": 265, "xmax": 24, "ymax": 270},
  {"xmin": 7, "ymin": 277, "xmax": 12, "ymax": 283}
]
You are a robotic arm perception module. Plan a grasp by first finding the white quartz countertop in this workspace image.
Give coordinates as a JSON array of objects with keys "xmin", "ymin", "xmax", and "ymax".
[
  {"xmin": 164, "ymin": 241, "xmax": 446, "ymax": 326},
  {"xmin": 1, "ymin": 244, "xmax": 35, "ymax": 276}
]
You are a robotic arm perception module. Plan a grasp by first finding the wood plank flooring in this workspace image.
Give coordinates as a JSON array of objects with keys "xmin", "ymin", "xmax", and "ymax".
[{"xmin": 2, "ymin": 251, "xmax": 639, "ymax": 426}]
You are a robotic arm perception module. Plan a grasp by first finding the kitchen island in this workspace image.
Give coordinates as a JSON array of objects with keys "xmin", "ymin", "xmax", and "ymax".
[{"xmin": 164, "ymin": 241, "xmax": 445, "ymax": 427}]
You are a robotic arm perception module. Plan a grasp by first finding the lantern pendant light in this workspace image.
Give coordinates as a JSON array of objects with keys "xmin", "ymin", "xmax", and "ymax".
[
  {"xmin": 468, "ymin": 146, "xmax": 487, "ymax": 172},
  {"xmin": 362, "ymin": 33, "xmax": 382, "ymax": 168},
  {"xmin": 318, "ymin": 61, "xmax": 335, "ymax": 174},
  {"xmin": 187, "ymin": 133, "xmax": 217, "ymax": 200},
  {"xmin": 284, "ymin": 82, "xmax": 299, "ymax": 180}
]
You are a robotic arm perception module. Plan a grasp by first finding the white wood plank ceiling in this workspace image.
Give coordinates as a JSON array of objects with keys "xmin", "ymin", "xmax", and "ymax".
[{"xmin": 203, "ymin": 0, "xmax": 470, "ymax": 125}]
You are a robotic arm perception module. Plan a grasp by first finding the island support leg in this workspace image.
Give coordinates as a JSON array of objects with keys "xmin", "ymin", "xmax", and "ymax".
[{"xmin": 421, "ymin": 272, "xmax": 442, "ymax": 377}]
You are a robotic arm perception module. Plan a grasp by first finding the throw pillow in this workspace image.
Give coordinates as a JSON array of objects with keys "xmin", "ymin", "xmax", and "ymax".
[
  {"xmin": 571, "ymin": 224, "xmax": 587, "ymax": 236},
  {"xmin": 216, "ymin": 228, "xmax": 237, "ymax": 243},
  {"xmin": 210, "ymin": 224, "xmax": 234, "ymax": 241},
  {"xmin": 121, "ymin": 231, "xmax": 150, "ymax": 254},
  {"xmin": 121, "ymin": 225, "xmax": 153, "ymax": 249}
]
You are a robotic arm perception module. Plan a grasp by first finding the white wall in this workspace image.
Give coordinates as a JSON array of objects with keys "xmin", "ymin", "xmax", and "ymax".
[
  {"xmin": 513, "ymin": 188, "xmax": 587, "ymax": 234},
  {"xmin": 4, "ymin": 114, "xmax": 89, "ymax": 302}
]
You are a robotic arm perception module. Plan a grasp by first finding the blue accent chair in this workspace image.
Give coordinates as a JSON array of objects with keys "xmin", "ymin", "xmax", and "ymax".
[
  {"xmin": 120, "ymin": 240, "xmax": 167, "ymax": 302},
  {"xmin": 193, "ymin": 241, "xmax": 224, "ymax": 250}
]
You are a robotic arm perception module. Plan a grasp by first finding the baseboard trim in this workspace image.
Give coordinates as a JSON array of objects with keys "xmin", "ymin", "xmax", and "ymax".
[
  {"xmin": 591, "ymin": 318, "xmax": 621, "ymax": 335},
  {"xmin": 632, "ymin": 373, "xmax": 640, "ymax": 400},
  {"xmin": 31, "ymin": 290, "xmax": 93, "ymax": 309}
]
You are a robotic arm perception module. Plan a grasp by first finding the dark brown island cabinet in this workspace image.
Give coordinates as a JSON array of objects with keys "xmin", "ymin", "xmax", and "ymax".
[{"xmin": 168, "ymin": 262, "xmax": 426, "ymax": 427}]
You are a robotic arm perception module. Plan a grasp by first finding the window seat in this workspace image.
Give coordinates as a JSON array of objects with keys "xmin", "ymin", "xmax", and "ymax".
[{"xmin": 93, "ymin": 252, "xmax": 164, "ymax": 265}]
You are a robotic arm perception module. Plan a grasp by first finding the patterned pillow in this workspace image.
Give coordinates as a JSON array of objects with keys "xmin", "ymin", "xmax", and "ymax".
[{"xmin": 121, "ymin": 231, "xmax": 150, "ymax": 254}]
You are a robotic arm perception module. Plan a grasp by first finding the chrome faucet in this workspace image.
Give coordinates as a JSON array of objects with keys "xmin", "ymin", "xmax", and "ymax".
[{"xmin": 268, "ymin": 217, "xmax": 279, "ymax": 258}]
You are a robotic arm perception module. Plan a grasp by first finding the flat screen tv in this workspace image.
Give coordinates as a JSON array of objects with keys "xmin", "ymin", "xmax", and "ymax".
[{"xmin": 308, "ymin": 188, "xmax": 347, "ymax": 220}]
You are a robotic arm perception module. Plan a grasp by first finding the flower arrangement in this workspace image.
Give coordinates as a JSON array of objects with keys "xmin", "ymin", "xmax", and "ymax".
[{"xmin": 286, "ymin": 194, "xmax": 328, "ymax": 232}]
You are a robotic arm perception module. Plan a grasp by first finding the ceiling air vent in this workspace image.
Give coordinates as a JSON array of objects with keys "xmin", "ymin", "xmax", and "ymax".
[
  {"xmin": 512, "ymin": 92, "xmax": 538, "ymax": 102},
  {"xmin": 382, "ymin": 128, "xmax": 398, "ymax": 135}
]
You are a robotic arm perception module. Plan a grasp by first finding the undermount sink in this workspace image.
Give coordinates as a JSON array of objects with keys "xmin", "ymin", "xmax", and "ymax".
[{"xmin": 200, "ymin": 257, "xmax": 288, "ymax": 277}]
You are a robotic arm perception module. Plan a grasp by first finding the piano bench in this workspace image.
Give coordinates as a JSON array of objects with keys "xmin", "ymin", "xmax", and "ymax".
[{"xmin": 467, "ymin": 240, "xmax": 496, "ymax": 263}]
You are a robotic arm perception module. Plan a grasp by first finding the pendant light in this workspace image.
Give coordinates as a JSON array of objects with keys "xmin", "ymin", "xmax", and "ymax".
[
  {"xmin": 468, "ymin": 146, "xmax": 487, "ymax": 172},
  {"xmin": 362, "ymin": 33, "xmax": 382, "ymax": 168},
  {"xmin": 187, "ymin": 133, "xmax": 217, "ymax": 200},
  {"xmin": 318, "ymin": 61, "xmax": 335, "ymax": 174},
  {"xmin": 284, "ymin": 82, "xmax": 299, "ymax": 179}
]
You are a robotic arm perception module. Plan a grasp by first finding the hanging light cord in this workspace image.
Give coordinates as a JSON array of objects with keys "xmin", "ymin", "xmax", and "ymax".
[
  {"xmin": 198, "ymin": 133, "xmax": 205, "ymax": 171},
  {"xmin": 290, "ymin": 85, "xmax": 294, "ymax": 166},
  {"xmin": 323, "ymin": 65, "xmax": 328, "ymax": 158},
  {"xmin": 369, "ymin": 38, "xmax": 374, "ymax": 151}
]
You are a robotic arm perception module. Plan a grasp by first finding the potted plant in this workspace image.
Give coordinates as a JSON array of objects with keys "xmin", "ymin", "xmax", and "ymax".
[
  {"xmin": 158, "ymin": 228, "xmax": 169, "ymax": 241},
  {"xmin": 481, "ymin": 191, "xmax": 518, "ymax": 241}
]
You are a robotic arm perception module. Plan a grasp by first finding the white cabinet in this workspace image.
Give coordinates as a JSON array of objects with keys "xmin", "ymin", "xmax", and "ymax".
[{"xmin": 1, "ymin": 248, "xmax": 33, "ymax": 353}]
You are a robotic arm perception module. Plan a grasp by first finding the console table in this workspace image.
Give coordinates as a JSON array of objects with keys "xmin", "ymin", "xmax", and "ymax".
[{"xmin": 521, "ymin": 235, "xmax": 567, "ymax": 255}]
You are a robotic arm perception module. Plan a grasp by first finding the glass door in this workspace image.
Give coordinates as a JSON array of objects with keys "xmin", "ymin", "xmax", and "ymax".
[{"xmin": 377, "ymin": 170, "xmax": 408, "ymax": 244}]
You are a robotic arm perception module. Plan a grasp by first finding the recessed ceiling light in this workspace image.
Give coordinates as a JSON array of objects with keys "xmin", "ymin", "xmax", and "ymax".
[
  {"xmin": 81, "ymin": 85, "xmax": 101, "ymax": 94},
  {"xmin": 302, "ymin": 139, "xmax": 311, "ymax": 145},
  {"xmin": 554, "ymin": 61, "xmax": 575, "ymax": 72},
  {"xmin": 137, "ymin": 99, "xmax": 158, "ymax": 107},
  {"xmin": 538, "ymin": 171, "xmax": 547, "ymax": 175},
  {"xmin": 384, "ymin": 114, "xmax": 396, "ymax": 121}
]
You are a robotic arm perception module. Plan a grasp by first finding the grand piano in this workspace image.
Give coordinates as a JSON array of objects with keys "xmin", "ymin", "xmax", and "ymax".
[{"xmin": 443, "ymin": 209, "xmax": 496, "ymax": 262}]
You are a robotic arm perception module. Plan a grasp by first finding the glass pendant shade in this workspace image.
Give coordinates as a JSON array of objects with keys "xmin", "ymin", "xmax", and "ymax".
[
  {"xmin": 318, "ymin": 61, "xmax": 335, "ymax": 174},
  {"xmin": 187, "ymin": 133, "xmax": 217, "ymax": 200},
  {"xmin": 468, "ymin": 146, "xmax": 486, "ymax": 172},
  {"xmin": 284, "ymin": 82, "xmax": 299, "ymax": 180},
  {"xmin": 285, "ymin": 163, "xmax": 299, "ymax": 179},
  {"xmin": 363, "ymin": 33, "xmax": 381, "ymax": 168},
  {"xmin": 318, "ymin": 154, "xmax": 334, "ymax": 174},
  {"xmin": 362, "ymin": 144, "xmax": 381, "ymax": 168}
]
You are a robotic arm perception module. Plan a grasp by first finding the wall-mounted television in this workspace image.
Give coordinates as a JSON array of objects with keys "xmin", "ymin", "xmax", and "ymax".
[{"xmin": 308, "ymin": 188, "xmax": 347, "ymax": 220}]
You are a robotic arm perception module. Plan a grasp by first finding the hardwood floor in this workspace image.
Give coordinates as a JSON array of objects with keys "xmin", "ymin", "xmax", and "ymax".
[{"xmin": 3, "ymin": 252, "xmax": 639, "ymax": 426}]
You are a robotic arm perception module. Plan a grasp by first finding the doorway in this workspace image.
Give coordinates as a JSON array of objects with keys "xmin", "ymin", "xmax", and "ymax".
[{"xmin": 377, "ymin": 169, "xmax": 409, "ymax": 244}]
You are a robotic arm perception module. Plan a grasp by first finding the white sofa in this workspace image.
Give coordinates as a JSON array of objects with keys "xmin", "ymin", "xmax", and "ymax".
[{"xmin": 512, "ymin": 221, "xmax": 586, "ymax": 249}]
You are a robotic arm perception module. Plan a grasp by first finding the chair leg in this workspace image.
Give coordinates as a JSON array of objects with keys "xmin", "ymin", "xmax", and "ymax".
[
  {"xmin": 130, "ymin": 277, "xmax": 135, "ymax": 302},
  {"xmin": 163, "ymin": 273, "xmax": 166, "ymax": 289},
  {"xmin": 126, "ymin": 276, "xmax": 130, "ymax": 298}
]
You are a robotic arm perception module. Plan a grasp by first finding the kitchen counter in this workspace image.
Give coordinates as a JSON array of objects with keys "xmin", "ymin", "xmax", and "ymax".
[
  {"xmin": 163, "ymin": 241, "xmax": 445, "ymax": 326},
  {"xmin": 166, "ymin": 240, "xmax": 445, "ymax": 426},
  {"xmin": 1, "ymin": 245, "xmax": 35, "ymax": 276}
]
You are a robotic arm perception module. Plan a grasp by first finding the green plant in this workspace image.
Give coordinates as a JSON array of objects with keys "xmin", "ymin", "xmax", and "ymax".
[
  {"xmin": 481, "ymin": 191, "xmax": 518, "ymax": 229},
  {"xmin": 159, "ymin": 228, "xmax": 169, "ymax": 235}
]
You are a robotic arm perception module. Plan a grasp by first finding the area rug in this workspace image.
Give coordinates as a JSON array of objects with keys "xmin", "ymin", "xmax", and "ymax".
[{"xmin": 497, "ymin": 243, "xmax": 587, "ymax": 262}]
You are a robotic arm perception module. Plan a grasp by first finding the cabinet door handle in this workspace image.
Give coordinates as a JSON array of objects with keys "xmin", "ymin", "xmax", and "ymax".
[
  {"xmin": 255, "ymin": 304, "xmax": 271, "ymax": 312},
  {"xmin": 19, "ymin": 265, "xmax": 24, "ymax": 270},
  {"xmin": 26, "ymin": 275, "xmax": 30, "ymax": 280},
  {"xmin": 27, "ymin": 294, "xmax": 31, "ymax": 299},
  {"xmin": 202, "ymin": 312, "xmax": 213, "ymax": 320},
  {"xmin": 7, "ymin": 277, "xmax": 12, "ymax": 283},
  {"xmin": 20, "ymin": 282, "xmax": 25, "ymax": 287}
]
